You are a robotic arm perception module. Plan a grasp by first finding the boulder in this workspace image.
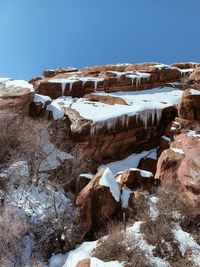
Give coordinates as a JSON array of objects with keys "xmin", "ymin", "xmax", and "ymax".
[
  {"xmin": 0, "ymin": 79, "xmax": 34, "ymax": 116},
  {"xmin": 118, "ymin": 168, "xmax": 155, "ymax": 192},
  {"xmin": 76, "ymin": 174, "xmax": 93, "ymax": 195},
  {"xmin": 189, "ymin": 67, "xmax": 200, "ymax": 83},
  {"xmin": 156, "ymin": 130, "xmax": 200, "ymax": 203},
  {"xmin": 76, "ymin": 168, "xmax": 120, "ymax": 236},
  {"xmin": 138, "ymin": 157, "xmax": 157, "ymax": 175},
  {"xmin": 84, "ymin": 94, "xmax": 128, "ymax": 105},
  {"xmin": 155, "ymin": 148, "xmax": 184, "ymax": 182},
  {"xmin": 30, "ymin": 94, "xmax": 52, "ymax": 117},
  {"xmin": 178, "ymin": 89, "xmax": 200, "ymax": 120}
]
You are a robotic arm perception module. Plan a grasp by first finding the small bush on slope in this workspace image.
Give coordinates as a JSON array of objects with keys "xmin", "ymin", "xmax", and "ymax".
[
  {"xmin": 141, "ymin": 182, "xmax": 194, "ymax": 266},
  {"xmin": 0, "ymin": 112, "xmax": 21, "ymax": 164},
  {"xmin": 92, "ymin": 223, "xmax": 150, "ymax": 267},
  {"xmin": 0, "ymin": 205, "xmax": 29, "ymax": 266},
  {"xmin": 180, "ymin": 199, "xmax": 200, "ymax": 246},
  {"xmin": 0, "ymin": 113, "xmax": 87, "ymax": 261}
]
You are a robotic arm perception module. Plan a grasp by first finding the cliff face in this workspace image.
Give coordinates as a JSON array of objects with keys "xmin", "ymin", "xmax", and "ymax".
[
  {"xmin": 0, "ymin": 78, "xmax": 34, "ymax": 116},
  {"xmin": 29, "ymin": 62, "xmax": 197, "ymax": 162}
]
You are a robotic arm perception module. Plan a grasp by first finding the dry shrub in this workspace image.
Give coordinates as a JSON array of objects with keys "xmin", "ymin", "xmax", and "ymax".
[
  {"xmin": 131, "ymin": 192, "xmax": 150, "ymax": 221},
  {"xmin": 180, "ymin": 200, "xmax": 200, "ymax": 246},
  {"xmin": 141, "ymin": 182, "xmax": 195, "ymax": 265},
  {"xmin": 0, "ymin": 205, "xmax": 29, "ymax": 265},
  {"xmin": 0, "ymin": 111, "xmax": 49, "ymax": 172},
  {"xmin": 93, "ymin": 222, "xmax": 150, "ymax": 267},
  {"xmin": 52, "ymin": 148, "xmax": 90, "ymax": 192},
  {"xmin": 0, "ymin": 112, "xmax": 21, "ymax": 163}
]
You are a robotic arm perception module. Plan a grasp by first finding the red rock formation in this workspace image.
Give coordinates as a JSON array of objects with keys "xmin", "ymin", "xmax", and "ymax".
[
  {"xmin": 84, "ymin": 93, "xmax": 128, "ymax": 105},
  {"xmin": 189, "ymin": 67, "xmax": 200, "ymax": 83},
  {"xmin": 171, "ymin": 62, "xmax": 200, "ymax": 69},
  {"xmin": 32, "ymin": 63, "xmax": 182, "ymax": 99},
  {"xmin": 43, "ymin": 67, "xmax": 78, "ymax": 78},
  {"xmin": 0, "ymin": 79, "xmax": 34, "ymax": 116},
  {"xmin": 178, "ymin": 89, "xmax": 200, "ymax": 121},
  {"xmin": 138, "ymin": 157, "xmax": 157, "ymax": 175},
  {"xmin": 76, "ymin": 169, "xmax": 119, "ymax": 236},
  {"xmin": 62, "ymin": 105, "xmax": 177, "ymax": 162},
  {"xmin": 156, "ymin": 129, "xmax": 200, "ymax": 204},
  {"xmin": 118, "ymin": 168, "xmax": 155, "ymax": 192}
]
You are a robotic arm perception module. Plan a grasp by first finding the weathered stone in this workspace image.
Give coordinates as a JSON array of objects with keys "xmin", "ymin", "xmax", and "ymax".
[
  {"xmin": 178, "ymin": 89, "xmax": 200, "ymax": 121},
  {"xmin": 0, "ymin": 79, "xmax": 34, "ymax": 116}
]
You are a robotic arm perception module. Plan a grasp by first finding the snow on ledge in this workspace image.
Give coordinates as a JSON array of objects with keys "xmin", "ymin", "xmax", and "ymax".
[
  {"xmin": 173, "ymin": 225, "xmax": 200, "ymax": 266},
  {"xmin": 130, "ymin": 168, "xmax": 153, "ymax": 178},
  {"xmin": 189, "ymin": 89, "xmax": 200, "ymax": 95},
  {"xmin": 170, "ymin": 147, "xmax": 185, "ymax": 155},
  {"xmin": 80, "ymin": 173, "xmax": 94, "ymax": 180},
  {"xmin": 98, "ymin": 149, "xmax": 157, "ymax": 174},
  {"xmin": 187, "ymin": 130, "xmax": 200, "ymax": 138},
  {"xmin": 33, "ymin": 94, "xmax": 52, "ymax": 106},
  {"xmin": 99, "ymin": 168, "xmax": 120, "ymax": 202},
  {"xmin": 121, "ymin": 187, "xmax": 133, "ymax": 208},
  {"xmin": 5, "ymin": 79, "xmax": 34, "ymax": 92}
]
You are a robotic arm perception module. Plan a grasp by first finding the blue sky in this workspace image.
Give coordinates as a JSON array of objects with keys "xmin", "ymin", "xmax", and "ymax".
[{"xmin": 0, "ymin": 0, "xmax": 199, "ymax": 79}]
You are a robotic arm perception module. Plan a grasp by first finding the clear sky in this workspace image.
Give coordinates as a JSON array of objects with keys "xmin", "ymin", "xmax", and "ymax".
[{"xmin": 0, "ymin": 0, "xmax": 199, "ymax": 80}]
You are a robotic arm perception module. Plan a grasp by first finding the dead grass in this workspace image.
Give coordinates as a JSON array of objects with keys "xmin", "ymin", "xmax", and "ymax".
[
  {"xmin": 141, "ymin": 181, "xmax": 195, "ymax": 266},
  {"xmin": 93, "ymin": 222, "xmax": 151, "ymax": 267}
]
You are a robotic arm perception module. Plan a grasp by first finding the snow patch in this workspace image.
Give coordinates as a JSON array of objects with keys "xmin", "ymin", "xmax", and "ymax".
[
  {"xmin": 33, "ymin": 94, "xmax": 52, "ymax": 107},
  {"xmin": 190, "ymin": 89, "xmax": 200, "ymax": 95},
  {"xmin": 80, "ymin": 173, "xmax": 94, "ymax": 180},
  {"xmin": 99, "ymin": 149, "xmax": 157, "ymax": 174},
  {"xmin": 121, "ymin": 188, "xmax": 133, "ymax": 208},
  {"xmin": 170, "ymin": 147, "xmax": 185, "ymax": 155},
  {"xmin": 99, "ymin": 168, "xmax": 120, "ymax": 202},
  {"xmin": 5, "ymin": 79, "xmax": 34, "ymax": 92}
]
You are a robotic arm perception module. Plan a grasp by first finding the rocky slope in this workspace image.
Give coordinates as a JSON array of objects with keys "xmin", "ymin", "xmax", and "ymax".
[{"xmin": 0, "ymin": 61, "xmax": 200, "ymax": 267}]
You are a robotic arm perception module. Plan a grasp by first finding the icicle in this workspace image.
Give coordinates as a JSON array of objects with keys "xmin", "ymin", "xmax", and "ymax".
[
  {"xmin": 94, "ymin": 80, "xmax": 98, "ymax": 92},
  {"xmin": 136, "ymin": 109, "xmax": 163, "ymax": 129},
  {"xmin": 136, "ymin": 76, "xmax": 142, "ymax": 87},
  {"xmin": 61, "ymin": 83, "xmax": 66, "ymax": 95},
  {"xmin": 68, "ymin": 81, "xmax": 74, "ymax": 91}
]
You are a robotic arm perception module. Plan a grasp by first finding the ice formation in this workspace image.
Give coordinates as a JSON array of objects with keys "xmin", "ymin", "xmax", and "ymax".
[
  {"xmin": 125, "ymin": 71, "xmax": 151, "ymax": 87},
  {"xmin": 179, "ymin": 68, "xmax": 194, "ymax": 76},
  {"xmin": 80, "ymin": 77, "xmax": 104, "ymax": 91},
  {"xmin": 121, "ymin": 188, "xmax": 133, "ymax": 208},
  {"xmin": 136, "ymin": 109, "xmax": 162, "ymax": 129},
  {"xmin": 48, "ymin": 78, "xmax": 79, "ymax": 94}
]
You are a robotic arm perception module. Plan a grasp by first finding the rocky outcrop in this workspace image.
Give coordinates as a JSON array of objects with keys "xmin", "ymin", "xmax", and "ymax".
[
  {"xmin": 43, "ymin": 67, "xmax": 78, "ymax": 78},
  {"xmin": 156, "ymin": 128, "xmax": 200, "ymax": 204},
  {"xmin": 62, "ymin": 105, "xmax": 177, "ymax": 162},
  {"xmin": 117, "ymin": 168, "xmax": 155, "ymax": 192},
  {"xmin": 171, "ymin": 62, "xmax": 200, "ymax": 70},
  {"xmin": 178, "ymin": 88, "xmax": 200, "ymax": 121},
  {"xmin": 0, "ymin": 78, "xmax": 34, "ymax": 116},
  {"xmin": 76, "ymin": 165, "xmax": 158, "ymax": 235},
  {"xmin": 138, "ymin": 157, "xmax": 157, "ymax": 175},
  {"xmin": 189, "ymin": 67, "xmax": 200, "ymax": 83},
  {"xmin": 76, "ymin": 169, "xmax": 119, "ymax": 236},
  {"xmin": 84, "ymin": 93, "xmax": 128, "ymax": 106},
  {"xmin": 30, "ymin": 94, "xmax": 52, "ymax": 117},
  {"xmin": 31, "ymin": 63, "xmax": 183, "ymax": 99}
]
